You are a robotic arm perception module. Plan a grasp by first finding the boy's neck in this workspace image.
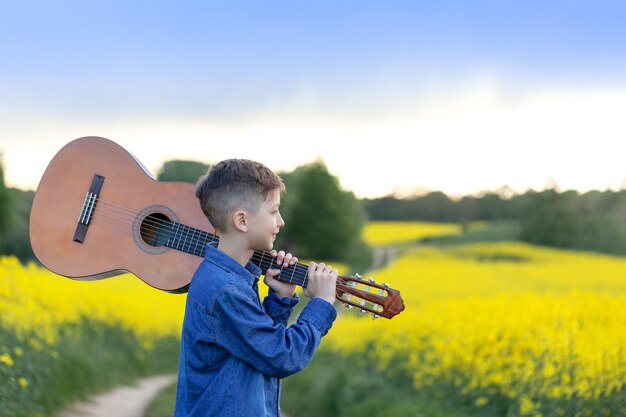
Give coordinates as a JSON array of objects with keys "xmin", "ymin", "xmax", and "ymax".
[{"xmin": 217, "ymin": 234, "xmax": 254, "ymax": 267}]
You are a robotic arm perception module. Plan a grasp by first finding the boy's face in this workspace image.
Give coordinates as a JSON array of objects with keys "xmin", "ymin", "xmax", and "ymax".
[{"xmin": 245, "ymin": 188, "xmax": 285, "ymax": 251}]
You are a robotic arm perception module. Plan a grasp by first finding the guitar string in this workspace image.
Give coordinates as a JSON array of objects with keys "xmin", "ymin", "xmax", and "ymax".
[
  {"xmin": 90, "ymin": 200, "xmax": 295, "ymax": 264},
  {"xmin": 91, "ymin": 198, "xmax": 295, "ymax": 266},
  {"xmin": 93, "ymin": 200, "xmax": 315, "ymax": 287},
  {"xmin": 91, "ymin": 198, "xmax": 371, "ymax": 294},
  {"xmin": 91, "ymin": 207, "xmax": 320, "ymax": 291},
  {"xmin": 86, "ymin": 198, "xmax": 367, "ymax": 301},
  {"xmin": 90, "ymin": 198, "xmax": 361, "ymax": 286}
]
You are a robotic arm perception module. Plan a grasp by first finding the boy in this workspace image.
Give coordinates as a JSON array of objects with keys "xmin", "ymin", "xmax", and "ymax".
[{"xmin": 174, "ymin": 159, "xmax": 338, "ymax": 417}]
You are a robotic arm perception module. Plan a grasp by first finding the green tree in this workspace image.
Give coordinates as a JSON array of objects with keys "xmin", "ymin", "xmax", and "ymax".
[
  {"xmin": 411, "ymin": 191, "xmax": 456, "ymax": 221},
  {"xmin": 519, "ymin": 189, "xmax": 581, "ymax": 248},
  {"xmin": 0, "ymin": 156, "xmax": 12, "ymax": 235},
  {"xmin": 476, "ymin": 192, "xmax": 509, "ymax": 219},
  {"xmin": 156, "ymin": 160, "xmax": 210, "ymax": 184},
  {"xmin": 277, "ymin": 161, "xmax": 368, "ymax": 266},
  {"xmin": 0, "ymin": 188, "xmax": 35, "ymax": 261},
  {"xmin": 0, "ymin": 158, "xmax": 35, "ymax": 262}
]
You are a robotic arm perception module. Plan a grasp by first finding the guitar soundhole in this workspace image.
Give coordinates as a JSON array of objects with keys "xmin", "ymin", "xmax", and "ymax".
[
  {"xmin": 140, "ymin": 213, "xmax": 173, "ymax": 247},
  {"xmin": 132, "ymin": 205, "xmax": 179, "ymax": 254}
]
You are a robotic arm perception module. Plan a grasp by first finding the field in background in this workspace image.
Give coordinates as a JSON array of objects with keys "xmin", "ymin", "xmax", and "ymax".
[
  {"xmin": 362, "ymin": 221, "xmax": 463, "ymax": 245},
  {"xmin": 283, "ymin": 225, "xmax": 626, "ymax": 417},
  {"xmin": 3, "ymin": 222, "xmax": 626, "ymax": 417}
]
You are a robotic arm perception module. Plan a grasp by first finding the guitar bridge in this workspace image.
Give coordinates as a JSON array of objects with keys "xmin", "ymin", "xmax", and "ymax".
[{"xmin": 73, "ymin": 174, "xmax": 105, "ymax": 243}]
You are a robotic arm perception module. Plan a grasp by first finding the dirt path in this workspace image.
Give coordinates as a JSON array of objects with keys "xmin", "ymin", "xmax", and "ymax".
[
  {"xmin": 372, "ymin": 245, "xmax": 398, "ymax": 270},
  {"xmin": 58, "ymin": 374, "xmax": 176, "ymax": 417}
]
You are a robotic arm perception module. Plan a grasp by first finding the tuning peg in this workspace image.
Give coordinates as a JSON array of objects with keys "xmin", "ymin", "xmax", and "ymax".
[
  {"xmin": 344, "ymin": 304, "xmax": 353, "ymax": 309},
  {"xmin": 368, "ymin": 277, "xmax": 375, "ymax": 283},
  {"xmin": 372, "ymin": 314, "xmax": 379, "ymax": 320},
  {"xmin": 355, "ymin": 273, "xmax": 362, "ymax": 279},
  {"xmin": 360, "ymin": 309, "xmax": 367, "ymax": 315},
  {"xmin": 383, "ymin": 283, "xmax": 390, "ymax": 287}
]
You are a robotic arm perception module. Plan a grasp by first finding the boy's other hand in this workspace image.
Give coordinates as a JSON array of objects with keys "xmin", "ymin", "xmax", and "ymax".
[
  {"xmin": 303, "ymin": 262, "xmax": 338, "ymax": 305},
  {"xmin": 264, "ymin": 250, "xmax": 298, "ymax": 299}
]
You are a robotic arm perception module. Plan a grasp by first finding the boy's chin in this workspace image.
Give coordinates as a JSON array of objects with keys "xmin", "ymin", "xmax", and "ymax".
[{"xmin": 254, "ymin": 242, "xmax": 274, "ymax": 252}]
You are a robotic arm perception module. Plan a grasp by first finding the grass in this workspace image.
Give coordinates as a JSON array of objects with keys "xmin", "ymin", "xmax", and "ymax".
[
  {"xmin": 0, "ymin": 320, "xmax": 179, "ymax": 417},
  {"xmin": 421, "ymin": 220, "xmax": 521, "ymax": 245},
  {"xmin": 144, "ymin": 380, "xmax": 177, "ymax": 417},
  {"xmin": 142, "ymin": 350, "xmax": 477, "ymax": 417},
  {"xmin": 280, "ymin": 350, "xmax": 475, "ymax": 417}
]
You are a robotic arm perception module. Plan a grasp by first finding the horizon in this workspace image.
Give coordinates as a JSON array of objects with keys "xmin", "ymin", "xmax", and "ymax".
[{"xmin": 7, "ymin": 150, "xmax": 623, "ymax": 201}]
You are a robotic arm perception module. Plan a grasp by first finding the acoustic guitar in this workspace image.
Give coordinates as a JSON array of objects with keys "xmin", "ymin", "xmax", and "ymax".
[{"xmin": 29, "ymin": 137, "xmax": 405, "ymax": 319}]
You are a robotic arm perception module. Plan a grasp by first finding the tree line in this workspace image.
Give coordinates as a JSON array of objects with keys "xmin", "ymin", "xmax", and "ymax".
[
  {"xmin": 1, "ymin": 158, "xmax": 624, "ymax": 269},
  {"xmin": 364, "ymin": 188, "xmax": 626, "ymax": 255}
]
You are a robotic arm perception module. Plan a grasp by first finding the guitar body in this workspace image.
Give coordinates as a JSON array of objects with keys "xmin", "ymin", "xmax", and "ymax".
[{"xmin": 29, "ymin": 136, "xmax": 213, "ymax": 291}]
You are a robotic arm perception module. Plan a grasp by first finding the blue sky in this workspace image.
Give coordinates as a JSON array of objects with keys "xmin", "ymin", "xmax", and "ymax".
[{"xmin": 1, "ymin": 1, "xmax": 626, "ymax": 197}]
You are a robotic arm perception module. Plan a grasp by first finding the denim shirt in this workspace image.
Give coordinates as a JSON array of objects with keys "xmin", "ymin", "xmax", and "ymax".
[{"xmin": 174, "ymin": 245, "xmax": 337, "ymax": 417}]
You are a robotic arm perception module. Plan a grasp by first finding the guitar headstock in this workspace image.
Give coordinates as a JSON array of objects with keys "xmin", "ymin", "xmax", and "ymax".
[{"xmin": 336, "ymin": 274, "xmax": 405, "ymax": 319}]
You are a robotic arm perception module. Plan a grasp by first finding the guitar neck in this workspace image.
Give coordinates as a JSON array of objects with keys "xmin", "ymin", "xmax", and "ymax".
[
  {"xmin": 248, "ymin": 250, "xmax": 309, "ymax": 288},
  {"xmin": 163, "ymin": 221, "xmax": 309, "ymax": 287}
]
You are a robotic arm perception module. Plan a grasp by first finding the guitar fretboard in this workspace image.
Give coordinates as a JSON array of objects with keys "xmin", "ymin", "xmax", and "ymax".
[{"xmin": 163, "ymin": 222, "xmax": 309, "ymax": 287}]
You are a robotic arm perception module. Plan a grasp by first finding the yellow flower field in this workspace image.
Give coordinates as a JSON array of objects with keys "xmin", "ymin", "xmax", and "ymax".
[
  {"xmin": 3, "ymin": 221, "xmax": 626, "ymax": 416},
  {"xmin": 327, "ymin": 241, "xmax": 626, "ymax": 415},
  {"xmin": 362, "ymin": 221, "xmax": 462, "ymax": 245},
  {"xmin": 0, "ymin": 255, "xmax": 187, "ymax": 415},
  {"xmin": 0, "ymin": 256, "xmax": 186, "ymax": 349}
]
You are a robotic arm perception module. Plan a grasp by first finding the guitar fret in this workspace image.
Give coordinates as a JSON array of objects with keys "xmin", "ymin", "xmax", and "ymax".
[
  {"xmin": 171, "ymin": 224, "xmax": 179, "ymax": 249},
  {"xmin": 167, "ymin": 223, "xmax": 175, "ymax": 249},
  {"xmin": 173, "ymin": 225, "xmax": 180, "ymax": 250},
  {"xmin": 184, "ymin": 226, "xmax": 191, "ymax": 251},
  {"xmin": 182, "ymin": 225, "xmax": 191, "ymax": 253},
  {"xmin": 193, "ymin": 229, "xmax": 204, "ymax": 256},
  {"xmin": 193, "ymin": 228, "xmax": 201, "ymax": 255},
  {"xmin": 191, "ymin": 228, "xmax": 208, "ymax": 256},
  {"xmin": 190, "ymin": 227, "xmax": 197, "ymax": 253},
  {"xmin": 289, "ymin": 265, "xmax": 296, "ymax": 283},
  {"xmin": 301, "ymin": 267, "xmax": 309, "ymax": 288},
  {"xmin": 185, "ymin": 225, "xmax": 194, "ymax": 254},
  {"xmin": 165, "ymin": 222, "xmax": 208, "ymax": 256},
  {"xmin": 177, "ymin": 224, "xmax": 185, "ymax": 251}
]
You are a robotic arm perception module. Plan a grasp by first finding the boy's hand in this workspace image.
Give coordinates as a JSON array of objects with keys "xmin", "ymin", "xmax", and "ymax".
[
  {"xmin": 303, "ymin": 262, "xmax": 338, "ymax": 305},
  {"xmin": 263, "ymin": 250, "xmax": 298, "ymax": 298}
]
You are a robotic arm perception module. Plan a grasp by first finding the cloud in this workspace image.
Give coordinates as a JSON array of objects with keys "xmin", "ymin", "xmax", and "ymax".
[{"xmin": 2, "ymin": 81, "xmax": 625, "ymax": 198}]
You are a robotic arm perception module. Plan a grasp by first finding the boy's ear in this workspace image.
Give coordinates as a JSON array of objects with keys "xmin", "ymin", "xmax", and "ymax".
[{"xmin": 232, "ymin": 210, "xmax": 248, "ymax": 233}]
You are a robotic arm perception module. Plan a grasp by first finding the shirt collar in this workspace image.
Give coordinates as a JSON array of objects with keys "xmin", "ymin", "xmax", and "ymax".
[{"xmin": 204, "ymin": 244, "xmax": 262, "ymax": 287}]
